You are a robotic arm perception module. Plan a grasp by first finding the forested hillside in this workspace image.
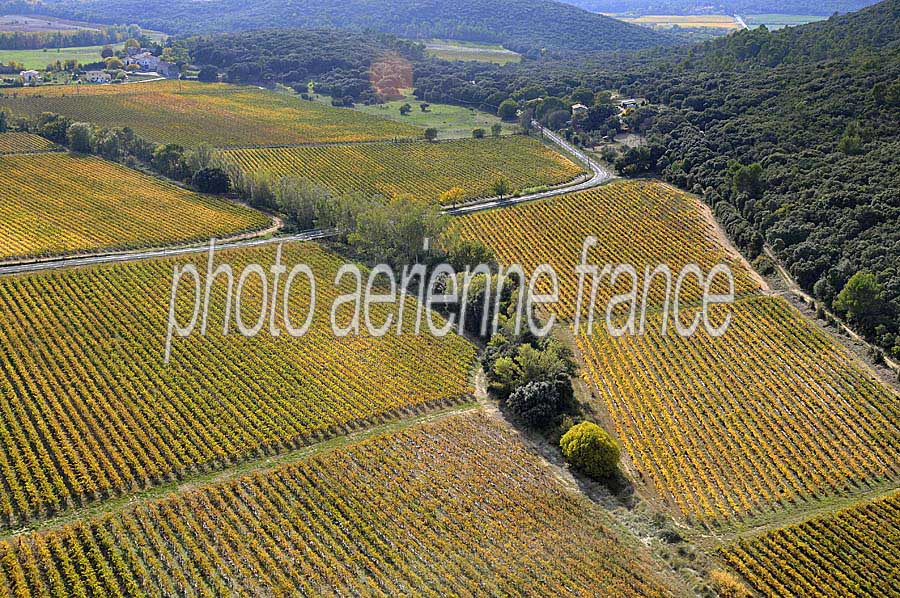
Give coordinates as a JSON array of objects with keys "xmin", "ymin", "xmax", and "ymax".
[
  {"xmin": 5, "ymin": 0, "xmax": 678, "ymax": 54},
  {"xmin": 680, "ymin": 0, "xmax": 900, "ymax": 67},
  {"xmin": 635, "ymin": 49, "xmax": 900, "ymax": 350},
  {"xmin": 185, "ymin": 30, "xmax": 424, "ymax": 102},
  {"xmin": 619, "ymin": 0, "xmax": 900, "ymax": 356},
  {"xmin": 562, "ymin": 0, "xmax": 880, "ymax": 16}
]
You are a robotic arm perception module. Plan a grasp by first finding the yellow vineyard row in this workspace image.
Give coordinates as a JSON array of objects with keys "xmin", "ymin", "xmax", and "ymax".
[
  {"xmin": 220, "ymin": 136, "xmax": 584, "ymax": 204},
  {"xmin": 0, "ymin": 152, "xmax": 268, "ymax": 261},
  {"xmin": 0, "ymin": 243, "xmax": 475, "ymax": 527}
]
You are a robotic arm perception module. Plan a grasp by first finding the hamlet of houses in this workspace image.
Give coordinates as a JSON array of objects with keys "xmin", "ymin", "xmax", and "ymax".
[
  {"xmin": 14, "ymin": 46, "xmax": 177, "ymax": 87},
  {"xmin": 124, "ymin": 46, "xmax": 176, "ymax": 77}
]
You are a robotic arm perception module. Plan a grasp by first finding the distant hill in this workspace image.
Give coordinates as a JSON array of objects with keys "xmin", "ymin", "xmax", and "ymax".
[
  {"xmin": 6, "ymin": 0, "xmax": 679, "ymax": 54},
  {"xmin": 561, "ymin": 0, "xmax": 881, "ymax": 17},
  {"xmin": 680, "ymin": 0, "xmax": 900, "ymax": 67}
]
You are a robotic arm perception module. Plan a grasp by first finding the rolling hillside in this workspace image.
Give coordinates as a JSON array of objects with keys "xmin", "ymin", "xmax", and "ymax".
[
  {"xmin": 15, "ymin": 0, "xmax": 678, "ymax": 53},
  {"xmin": 561, "ymin": 0, "xmax": 881, "ymax": 17}
]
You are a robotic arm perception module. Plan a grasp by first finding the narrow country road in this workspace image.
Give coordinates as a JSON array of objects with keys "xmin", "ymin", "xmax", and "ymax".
[
  {"xmin": 734, "ymin": 14, "xmax": 750, "ymax": 30},
  {"xmin": 0, "ymin": 229, "xmax": 336, "ymax": 276},
  {"xmin": 0, "ymin": 124, "xmax": 613, "ymax": 276},
  {"xmin": 445, "ymin": 122, "xmax": 613, "ymax": 215}
]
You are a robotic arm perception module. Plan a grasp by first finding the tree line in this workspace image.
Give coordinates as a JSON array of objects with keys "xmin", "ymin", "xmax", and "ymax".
[{"xmin": 0, "ymin": 23, "xmax": 140, "ymax": 50}]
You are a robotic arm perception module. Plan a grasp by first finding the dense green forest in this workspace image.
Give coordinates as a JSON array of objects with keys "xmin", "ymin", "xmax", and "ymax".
[
  {"xmin": 185, "ymin": 30, "xmax": 424, "ymax": 103},
  {"xmin": 619, "ymin": 0, "xmax": 900, "ymax": 355},
  {"xmin": 0, "ymin": 23, "xmax": 139, "ymax": 50},
  {"xmin": 679, "ymin": 0, "xmax": 900, "ymax": 67},
  {"xmin": 4, "ymin": 0, "xmax": 677, "ymax": 54},
  {"xmin": 562, "ymin": 0, "xmax": 879, "ymax": 16}
]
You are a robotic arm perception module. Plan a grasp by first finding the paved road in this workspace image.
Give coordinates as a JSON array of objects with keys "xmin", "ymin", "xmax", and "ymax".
[
  {"xmin": 0, "ymin": 229, "xmax": 336, "ymax": 276},
  {"xmin": 734, "ymin": 14, "xmax": 750, "ymax": 29},
  {"xmin": 445, "ymin": 123, "xmax": 614, "ymax": 216},
  {"xmin": 0, "ymin": 124, "xmax": 613, "ymax": 276}
]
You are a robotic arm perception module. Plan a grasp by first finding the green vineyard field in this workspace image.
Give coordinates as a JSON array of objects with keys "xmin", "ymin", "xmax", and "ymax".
[
  {"xmin": 0, "ymin": 81, "xmax": 421, "ymax": 147},
  {"xmin": 220, "ymin": 136, "xmax": 584, "ymax": 204},
  {"xmin": 0, "ymin": 152, "xmax": 269, "ymax": 261},
  {"xmin": 0, "ymin": 243, "xmax": 475, "ymax": 527},
  {"xmin": 0, "ymin": 413, "xmax": 675, "ymax": 597}
]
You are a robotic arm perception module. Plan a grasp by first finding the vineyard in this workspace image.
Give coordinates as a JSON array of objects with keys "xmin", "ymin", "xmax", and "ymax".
[
  {"xmin": 0, "ymin": 81, "xmax": 421, "ymax": 147},
  {"xmin": 578, "ymin": 295, "xmax": 900, "ymax": 525},
  {"xmin": 0, "ymin": 413, "xmax": 675, "ymax": 597},
  {"xmin": 0, "ymin": 242, "xmax": 475, "ymax": 527},
  {"xmin": 0, "ymin": 133, "xmax": 57, "ymax": 154},
  {"xmin": 454, "ymin": 180, "xmax": 759, "ymax": 318},
  {"xmin": 0, "ymin": 153, "xmax": 269, "ymax": 261},
  {"xmin": 722, "ymin": 490, "xmax": 900, "ymax": 597},
  {"xmin": 219, "ymin": 136, "xmax": 584, "ymax": 204}
]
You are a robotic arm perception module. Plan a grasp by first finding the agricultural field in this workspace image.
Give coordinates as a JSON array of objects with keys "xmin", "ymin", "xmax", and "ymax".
[
  {"xmin": 0, "ymin": 152, "xmax": 268, "ymax": 261},
  {"xmin": 0, "ymin": 242, "xmax": 475, "ymax": 527},
  {"xmin": 0, "ymin": 80, "xmax": 422, "ymax": 147},
  {"xmin": 424, "ymin": 39, "xmax": 522, "ymax": 64},
  {"xmin": 721, "ymin": 490, "xmax": 900, "ymax": 597},
  {"xmin": 743, "ymin": 14, "xmax": 828, "ymax": 29},
  {"xmin": 0, "ymin": 132, "xmax": 57, "ymax": 153},
  {"xmin": 0, "ymin": 43, "xmax": 122, "ymax": 70},
  {"xmin": 0, "ymin": 413, "xmax": 676, "ymax": 597},
  {"xmin": 578, "ymin": 295, "xmax": 900, "ymax": 526},
  {"xmin": 0, "ymin": 15, "xmax": 100, "ymax": 33},
  {"xmin": 454, "ymin": 180, "xmax": 759, "ymax": 318},
  {"xmin": 615, "ymin": 14, "xmax": 740, "ymax": 31},
  {"xmin": 348, "ymin": 91, "xmax": 518, "ymax": 139},
  {"xmin": 220, "ymin": 136, "xmax": 584, "ymax": 204}
]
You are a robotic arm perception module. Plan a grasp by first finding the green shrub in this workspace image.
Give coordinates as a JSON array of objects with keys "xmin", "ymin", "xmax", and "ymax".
[
  {"xmin": 560, "ymin": 421, "xmax": 619, "ymax": 479},
  {"xmin": 506, "ymin": 380, "xmax": 562, "ymax": 428}
]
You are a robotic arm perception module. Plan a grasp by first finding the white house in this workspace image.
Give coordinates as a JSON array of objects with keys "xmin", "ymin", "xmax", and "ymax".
[
  {"xmin": 571, "ymin": 103, "xmax": 589, "ymax": 117},
  {"xmin": 19, "ymin": 70, "xmax": 39, "ymax": 85},
  {"xmin": 125, "ymin": 52, "xmax": 160, "ymax": 72},
  {"xmin": 85, "ymin": 70, "xmax": 111, "ymax": 84}
]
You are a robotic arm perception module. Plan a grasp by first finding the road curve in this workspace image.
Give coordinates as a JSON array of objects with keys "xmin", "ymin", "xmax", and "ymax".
[
  {"xmin": 0, "ymin": 124, "xmax": 613, "ymax": 276},
  {"xmin": 445, "ymin": 123, "xmax": 613, "ymax": 216}
]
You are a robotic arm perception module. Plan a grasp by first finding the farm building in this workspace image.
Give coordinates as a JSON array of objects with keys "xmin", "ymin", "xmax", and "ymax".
[
  {"xmin": 19, "ymin": 70, "xmax": 40, "ymax": 85},
  {"xmin": 85, "ymin": 71, "xmax": 112, "ymax": 84}
]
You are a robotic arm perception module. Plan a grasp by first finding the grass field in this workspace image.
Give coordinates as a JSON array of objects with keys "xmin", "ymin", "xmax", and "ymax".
[
  {"xmin": 722, "ymin": 490, "xmax": 900, "ymax": 596},
  {"xmin": 0, "ymin": 80, "xmax": 422, "ymax": 147},
  {"xmin": 0, "ymin": 242, "xmax": 474, "ymax": 528},
  {"xmin": 425, "ymin": 39, "xmax": 522, "ymax": 65},
  {"xmin": 578, "ymin": 295, "xmax": 900, "ymax": 526},
  {"xmin": 454, "ymin": 180, "xmax": 759, "ymax": 318},
  {"xmin": 0, "ymin": 152, "xmax": 268, "ymax": 261},
  {"xmin": 743, "ymin": 14, "xmax": 828, "ymax": 29},
  {"xmin": 0, "ymin": 413, "xmax": 675, "ymax": 596},
  {"xmin": 347, "ymin": 90, "xmax": 517, "ymax": 139},
  {"xmin": 0, "ymin": 43, "xmax": 123, "ymax": 70},
  {"xmin": 220, "ymin": 136, "xmax": 584, "ymax": 204},
  {"xmin": 0, "ymin": 132, "xmax": 57, "ymax": 153}
]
